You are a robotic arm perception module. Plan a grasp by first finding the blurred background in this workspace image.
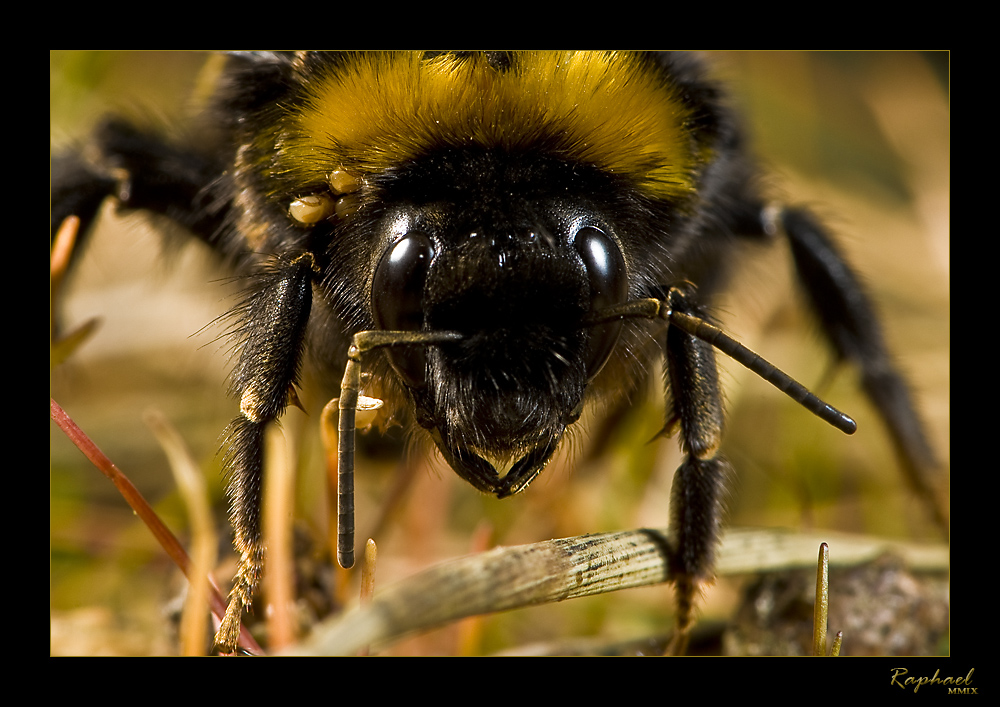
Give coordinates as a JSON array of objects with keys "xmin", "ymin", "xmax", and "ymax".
[{"xmin": 50, "ymin": 51, "xmax": 949, "ymax": 655}]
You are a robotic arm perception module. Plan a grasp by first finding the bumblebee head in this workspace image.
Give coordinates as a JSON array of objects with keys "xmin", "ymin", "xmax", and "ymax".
[{"xmin": 367, "ymin": 147, "xmax": 629, "ymax": 495}]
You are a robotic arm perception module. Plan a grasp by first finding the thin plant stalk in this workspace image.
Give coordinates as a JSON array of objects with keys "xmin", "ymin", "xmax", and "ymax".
[{"xmin": 50, "ymin": 398, "xmax": 263, "ymax": 655}]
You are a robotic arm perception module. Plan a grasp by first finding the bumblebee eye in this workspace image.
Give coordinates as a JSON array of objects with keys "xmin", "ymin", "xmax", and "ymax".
[
  {"xmin": 372, "ymin": 232, "xmax": 435, "ymax": 386},
  {"xmin": 574, "ymin": 226, "xmax": 627, "ymax": 381},
  {"xmin": 289, "ymin": 193, "xmax": 336, "ymax": 224}
]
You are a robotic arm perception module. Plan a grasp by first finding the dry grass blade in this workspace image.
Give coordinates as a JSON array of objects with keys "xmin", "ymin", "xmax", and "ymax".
[
  {"xmin": 715, "ymin": 527, "xmax": 948, "ymax": 574},
  {"xmin": 263, "ymin": 424, "xmax": 297, "ymax": 651},
  {"xmin": 830, "ymin": 631, "xmax": 843, "ymax": 657},
  {"xmin": 50, "ymin": 216, "xmax": 100, "ymax": 367},
  {"xmin": 360, "ymin": 539, "xmax": 378, "ymax": 606},
  {"xmin": 358, "ymin": 538, "xmax": 378, "ymax": 656},
  {"xmin": 293, "ymin": 528, "xmax": 673, "ymax": 655},
  {"xmin": 813, "ymin": 542, "xmax": 831, "ymax": 656},
  {"xmin": 145, "ymin": 409, "xmax": 218, "ymax": 656},
  {"xmin": 291, "ymin": 525, "xmax": 946, "ymax": 655}
]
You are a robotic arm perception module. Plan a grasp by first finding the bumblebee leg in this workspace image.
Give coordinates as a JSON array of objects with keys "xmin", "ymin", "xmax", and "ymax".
[
  {"xmin": 778, "ymin": 207, "xmax": 946, "ymax": 533},
  {"xmin": 662, "ymin": 287, "xmax": 730, "ymax": 654},
  {"xmin": 214, "ymin": 253, "xmax": 315, "ymax": 654},
  {"xmin": 51, "ymin": 118, "xmax": 228, "ymax": 258},
  {"xmin": 51, "ymin": 152, "xmax": 119, "ymax": 252}
]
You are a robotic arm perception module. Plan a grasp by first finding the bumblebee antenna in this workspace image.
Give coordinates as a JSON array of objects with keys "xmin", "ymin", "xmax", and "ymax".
[
  {"xmin": 667, "ymin": 307, "xmax": 857, "ymax": 434},
  {"xmin": 337, "ymin": 329, "xmax": 462, "ymax": 568},
  {"xmin": 588, "ymin": 293, "xmax": 857, "ymax": 436}
]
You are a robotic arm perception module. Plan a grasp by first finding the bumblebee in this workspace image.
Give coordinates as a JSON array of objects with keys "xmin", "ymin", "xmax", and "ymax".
[{"xmin": 51, "ymin": 51, "xmax": 946, "ymax": 655}]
